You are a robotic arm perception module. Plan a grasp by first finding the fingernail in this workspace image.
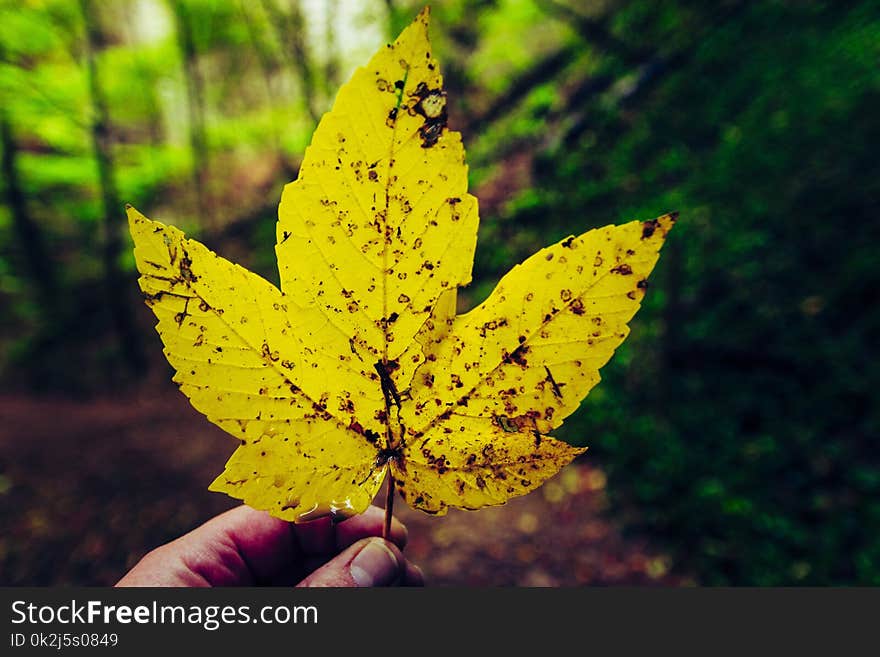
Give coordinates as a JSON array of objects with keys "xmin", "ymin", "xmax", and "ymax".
[{"xmin": 350, "ymin": 538, "xmax": 400, "ymax": 587}]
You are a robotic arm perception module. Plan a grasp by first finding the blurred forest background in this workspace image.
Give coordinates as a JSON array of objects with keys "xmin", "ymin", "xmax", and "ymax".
[{"xmin": 1, "ymin": 0, "xmax": 878, "ymax": 586}]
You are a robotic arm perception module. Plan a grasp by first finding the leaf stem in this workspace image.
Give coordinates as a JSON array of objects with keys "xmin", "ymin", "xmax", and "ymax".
[{"xmin": 383, "ymin": 473, "xmax": 395, "ymax": 540}]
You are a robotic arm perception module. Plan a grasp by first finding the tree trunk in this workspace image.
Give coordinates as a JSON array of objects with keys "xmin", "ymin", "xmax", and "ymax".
[
  {"xmin": 78, "ymin": 0, "xmax": 145, "ymax": 374},
  {"xmin": 0, "ymin": 110, "xmax": 58, "ymax": 308},
  {"xmin": 239, "ymin": 1, "xmax": 290, "ymax": 174},
  {"xmin": 259, "ymin": 0, "xmax": 320, "ymax": 124},
  {"xmin": 324, "ymin": 0, "xmax": 339, "ymax": 94},
  {"xmin": 169, "ymin": 0, "xmax": 209, "ymax": 216}
]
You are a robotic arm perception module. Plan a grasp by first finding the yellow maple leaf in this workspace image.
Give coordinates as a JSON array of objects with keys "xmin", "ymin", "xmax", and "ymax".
[{"xmin": 128, "ymin": 7, "xmax": 675, "ymax": 523}]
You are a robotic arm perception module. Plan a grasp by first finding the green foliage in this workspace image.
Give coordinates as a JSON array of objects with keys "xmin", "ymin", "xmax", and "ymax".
[
  {"xmin": 0, "ymin": 0, "xmax": 878, "ymax": 585},
  {"xmin": 494, "ymin": 1, "xmax": 880, "ymax": 584}
]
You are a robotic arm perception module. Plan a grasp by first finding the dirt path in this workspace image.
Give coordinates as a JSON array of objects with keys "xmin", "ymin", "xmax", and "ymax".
[{"xmin": 0, "ymin": 391, "xmax": 690, "ymax": 586}]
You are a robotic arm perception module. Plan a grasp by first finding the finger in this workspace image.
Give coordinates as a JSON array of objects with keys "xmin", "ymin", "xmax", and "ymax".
[
  {"xmin": 299, "ymin": 552, "xmax": 418, "ymax": 580},
  {"xmin": 402, "ymin": 560, "xmax": 425, "ymax": 587},
  {"xmin": 116, "ymin": 504, "xmax": 413, "ymax": 587},
  {"xmin": 117, "ymin": 505, "xmax": 298, "ymax": 587},
  {"xmin": 291, "ymin": 516, "xmax": 336, "ymax": 556},
  {"xmin": 334, "ymin": 506, "xmax": 408, "ymax": 551},
  {"xmin": 296, "ymin": 537, "xmax": 404, "ymax": 587},
  {"xmin": 292, "ymin": 505, "xmax": 408, "ymax": 556}
]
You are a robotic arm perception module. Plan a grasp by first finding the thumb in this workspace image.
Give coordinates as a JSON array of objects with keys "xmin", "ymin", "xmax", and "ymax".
[{"xmin": 297, "ymin": 537, "xmax": 404, "ymax": 587}]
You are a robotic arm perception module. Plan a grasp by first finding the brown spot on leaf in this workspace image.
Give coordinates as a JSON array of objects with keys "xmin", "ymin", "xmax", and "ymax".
[
  {"xmin": 419, "ymin": 121, "xmax": 445, "ymax": 148},
  {"xmin": 502, "ymin": 345, "xmax": 530, "ymax": 368},
  {"xmin": 261, "ymin": 342, "xmax": 280, "ymax": 361},
  {"xmin": 410, "ymin": 82, "xmax": 448, "ymax": 147},
  {"xmin": 544, "ymin": 366, "xmax": 563, "ymax": 399},
  {"xmin": 179, "ymin": 252, "xmax": 197, "ymax": 282}
]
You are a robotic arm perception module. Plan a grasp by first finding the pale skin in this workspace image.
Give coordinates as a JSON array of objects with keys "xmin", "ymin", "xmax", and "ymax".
[{"xmin": 117, "ymin": 505, "xmax": 423, "ymax": 587}]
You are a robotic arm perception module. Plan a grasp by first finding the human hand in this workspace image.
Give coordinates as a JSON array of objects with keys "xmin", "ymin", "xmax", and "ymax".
[{"xmin": 116, "ymin": 504, "xmax": 423, "ymax": 587}]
